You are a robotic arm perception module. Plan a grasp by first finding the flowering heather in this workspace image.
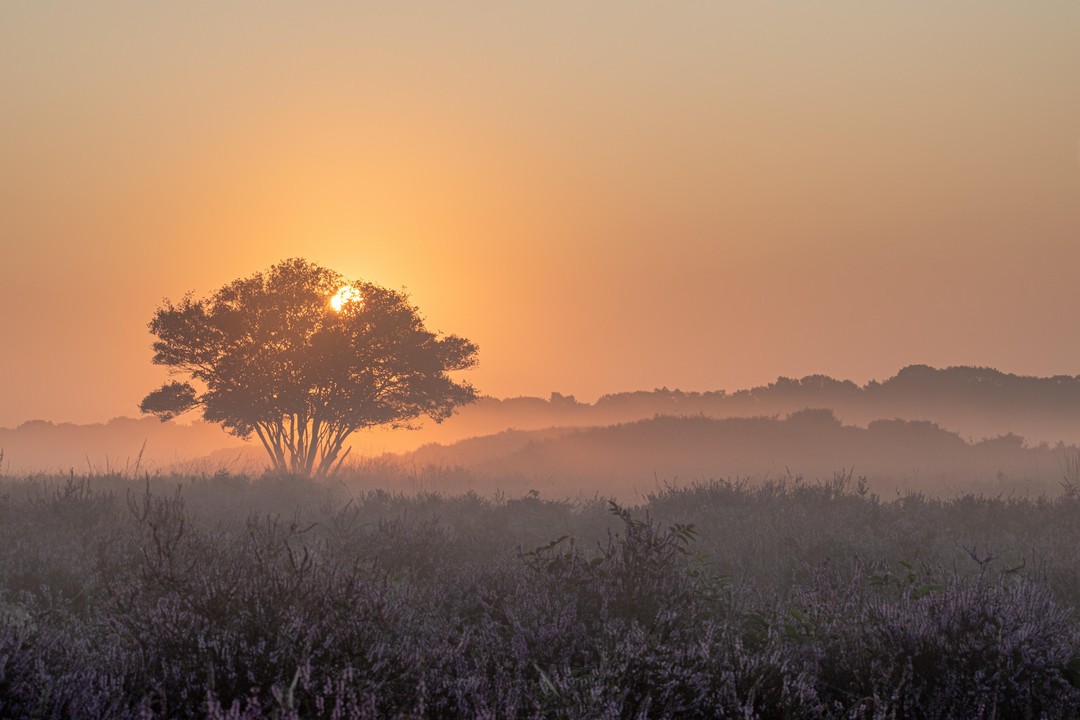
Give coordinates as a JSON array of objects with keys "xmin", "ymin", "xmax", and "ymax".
[{"xmin": 1, "ymin": 473, "xmax": 1079, "ymax": 718}]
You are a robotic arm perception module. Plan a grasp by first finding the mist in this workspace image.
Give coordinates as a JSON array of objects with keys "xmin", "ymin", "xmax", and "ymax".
[
  {"xmin": 8, "ymin": 365, "xmax": 1080, "ymax": 501},
  {"xmin": 5, "ymin": 2, "xmax": 1080, "ymax": 715}
]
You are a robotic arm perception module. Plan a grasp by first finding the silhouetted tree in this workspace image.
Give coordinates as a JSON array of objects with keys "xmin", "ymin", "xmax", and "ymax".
[{"xmin": 140, "ymin": 258, "xmax": 478, "ymax": 476}]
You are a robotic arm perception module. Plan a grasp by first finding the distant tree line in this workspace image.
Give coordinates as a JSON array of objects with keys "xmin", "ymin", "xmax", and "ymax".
[{"xmin": 445, "ymin": 365, "xmax": 1080, "ymax": 446}]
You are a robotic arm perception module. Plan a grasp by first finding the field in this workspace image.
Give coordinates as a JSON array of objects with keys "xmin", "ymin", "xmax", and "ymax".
[{"xmin": 3, "ymin": 470, "xmax": 1080, "ymax": 718}]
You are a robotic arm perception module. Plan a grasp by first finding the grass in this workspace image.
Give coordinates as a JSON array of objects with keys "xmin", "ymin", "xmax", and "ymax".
[{"xmin": 1, "ymin": 469, "xmax": 1080, "ymax": 718}]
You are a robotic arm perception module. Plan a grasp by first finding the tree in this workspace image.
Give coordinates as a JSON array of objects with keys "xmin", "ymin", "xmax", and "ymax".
[{"xmin": 140, "ymin": 258, "xmax": 479, "ymax": 476}]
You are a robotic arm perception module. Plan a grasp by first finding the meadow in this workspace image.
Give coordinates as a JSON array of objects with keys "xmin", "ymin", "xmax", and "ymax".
[{"xmin": 2, "ymin": 468, "xmax": 1080, "ymax": 718}]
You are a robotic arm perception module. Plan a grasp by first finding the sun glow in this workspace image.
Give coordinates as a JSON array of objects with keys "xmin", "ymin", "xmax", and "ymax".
[{"xmin": 330, "ymin": 285, "xmax": 362, "ymax": 312}]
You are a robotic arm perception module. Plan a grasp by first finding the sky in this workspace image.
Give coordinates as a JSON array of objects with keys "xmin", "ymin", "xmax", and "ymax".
[{"xmin": 2, "ymin": 2, "xmax": 1079, "ymax": 428}]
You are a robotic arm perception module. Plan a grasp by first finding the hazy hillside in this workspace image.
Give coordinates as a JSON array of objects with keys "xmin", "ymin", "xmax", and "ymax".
[
  {"xmin": 6, "ymin": 365, "xmax": 1080, "ymax": 474},
  {"xmin": 0, "ymin": 417, "xmax": 249, "ymax": 474},
  {"xmin": 373, "ymin": 365, "xmax": 1080, "ymax": 451},
  {"xmin": 375, "ymin": 364, "xmax": 1080, "ymax": 451},
  {"xmin": 397, "ymin": 410, "xmax": 1072, "ymax": 499}
]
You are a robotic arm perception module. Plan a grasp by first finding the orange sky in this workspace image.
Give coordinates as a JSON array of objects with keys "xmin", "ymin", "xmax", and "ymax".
[{"xmin": 2, "ymin": 3, "xmax": 1079, "ymax": 428}]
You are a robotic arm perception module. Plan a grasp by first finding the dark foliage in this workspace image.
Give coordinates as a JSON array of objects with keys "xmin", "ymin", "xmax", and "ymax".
[
  {"xmin": 1, "ymin": 473, "xmax": 1080, "ymax": 718},
  {"xmin": 140, "ymin": 258, "xmax": 478, "ymax": 476}
]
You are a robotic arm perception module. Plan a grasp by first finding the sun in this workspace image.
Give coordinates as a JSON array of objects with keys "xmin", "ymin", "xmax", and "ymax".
[{"xmin": 330, "ymin": 285, "xmax": 362, "ymax": 312}]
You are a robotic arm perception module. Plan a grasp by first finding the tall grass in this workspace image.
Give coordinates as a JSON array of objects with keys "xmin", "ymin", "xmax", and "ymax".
[{"xmin": 1, "ymin": 472, "xmax": 1079, "ymax": 718}]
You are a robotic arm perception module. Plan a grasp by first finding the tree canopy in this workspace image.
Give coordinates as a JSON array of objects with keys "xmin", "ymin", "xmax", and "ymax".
[{"xmin": 140, "ymin": 258, "xmax": 479, "ymax": 476}]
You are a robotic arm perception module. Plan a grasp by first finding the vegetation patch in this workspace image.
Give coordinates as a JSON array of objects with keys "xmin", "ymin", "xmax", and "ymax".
[{"xmin": 1, "ymin": 473, "xmax": 1079, "ymax": 718}]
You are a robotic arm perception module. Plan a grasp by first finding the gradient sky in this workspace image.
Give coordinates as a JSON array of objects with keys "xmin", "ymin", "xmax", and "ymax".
[{"xmin": 2, "ymin": 2, "xmax": 1079, "ymax": 428}]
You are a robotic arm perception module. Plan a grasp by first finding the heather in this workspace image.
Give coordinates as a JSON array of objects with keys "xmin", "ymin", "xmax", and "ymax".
[{"xmin": 2, "ymin": 472, "xmax": 1080, "ymax": 718}]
